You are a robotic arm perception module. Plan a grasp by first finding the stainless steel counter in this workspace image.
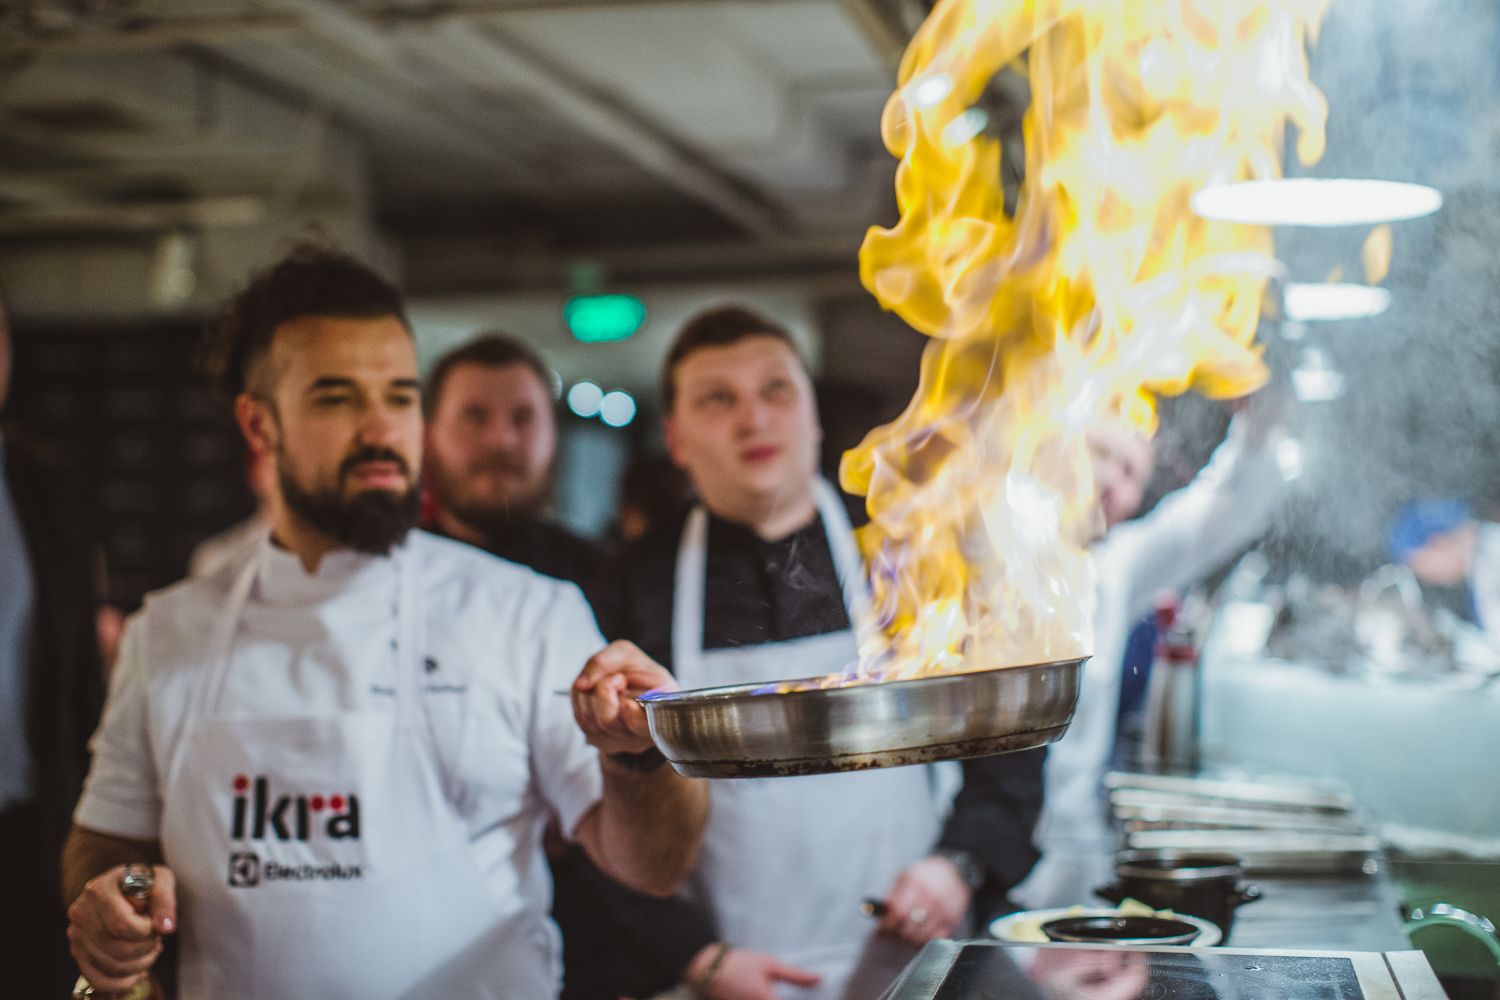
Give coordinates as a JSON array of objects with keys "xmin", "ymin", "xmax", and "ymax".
[
  {"xmin": 1227, "ymin": 870, "xmax": 1411, "ymax": 951},
  {"xmin": 1010, "ymin": 835, "xmax": 1412, "ymax": 952}
]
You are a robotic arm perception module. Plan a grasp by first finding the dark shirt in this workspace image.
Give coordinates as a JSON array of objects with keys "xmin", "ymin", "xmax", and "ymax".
[
  {"xmin": 561, "ymin": 504, "xmax": 1047, "ymax": 1000},
  {"xmin": 473, "ymin": 519, "xmax": 608, "ymax": 590},
  {"xmin": 588, "ymin": 506, "xmax": 850, "ymax": 669}
]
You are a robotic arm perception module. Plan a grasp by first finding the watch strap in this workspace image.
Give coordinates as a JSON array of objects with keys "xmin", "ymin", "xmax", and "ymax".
[
  {"xmin": 936, "ymin": 847, "xmax": 986, "ymax": 892},
  {"xmin": 609, "ymin": 746, "xmax": 668, "ymax": 773}
]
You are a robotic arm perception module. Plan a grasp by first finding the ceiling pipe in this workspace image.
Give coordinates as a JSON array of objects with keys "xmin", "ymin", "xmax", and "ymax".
[
  {"xmin": 405, "ymin": 20, "xmax": 782, "ymax": 238},
  {"xmin": 0, "ymin": 195, "xmax": 266, "ymax": 234}
]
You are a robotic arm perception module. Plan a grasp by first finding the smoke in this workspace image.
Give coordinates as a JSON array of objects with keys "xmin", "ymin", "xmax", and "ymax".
[{"xmin": 1254, "ymin": 0, "xmax": 1500, "ymax": 583}]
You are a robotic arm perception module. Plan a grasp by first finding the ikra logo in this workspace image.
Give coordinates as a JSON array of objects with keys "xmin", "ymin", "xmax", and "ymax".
[{"xmin": 230, "ymin": 775, "xmax": 360, "ymax": 842}]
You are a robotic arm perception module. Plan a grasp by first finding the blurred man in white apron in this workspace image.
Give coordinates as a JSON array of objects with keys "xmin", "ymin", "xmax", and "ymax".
[
  {"xmin": 1013, "ymin": 405, "xmax": 1285, "ymax": 909},
  {"xmin": 578, "ymin": 308, "xmax": 1050, "ymax": 1000},
  {"xmin": 60, "ymin": 245, "xmax": 708, "ymax": 1000}
]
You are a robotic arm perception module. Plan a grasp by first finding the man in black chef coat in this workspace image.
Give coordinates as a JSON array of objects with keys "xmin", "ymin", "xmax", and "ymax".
[
  {"xmin": 574, "ymin": 307, "xmax": 1047, "ymax": 1000},
  {"xmin": 423, "ymin": 334, "xmax": 605, "ymax": 588}
]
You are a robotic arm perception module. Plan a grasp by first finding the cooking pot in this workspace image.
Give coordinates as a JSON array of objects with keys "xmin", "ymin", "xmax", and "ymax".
[
  {"xmin": 1096, "ymin": 850, "xmax": 1260, "ymax": 941},
  {"xmin": 1041, "ymin": 915, "xmax": 1202, "ymax": 946}
]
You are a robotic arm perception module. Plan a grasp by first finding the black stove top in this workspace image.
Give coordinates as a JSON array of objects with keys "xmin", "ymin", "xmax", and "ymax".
[{"xmin": 884, "ymin": 941, "xmax": 1442, "ymax": 1000}]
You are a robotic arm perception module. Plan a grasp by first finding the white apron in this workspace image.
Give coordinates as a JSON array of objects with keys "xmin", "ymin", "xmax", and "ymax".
[
  {"xmin": 159, "ymin": 534, "xmax": 557, "ymax": 1000},
  {"xmin": 673, "ymin": 481, "xmax": 960, "ymax": 1000}
]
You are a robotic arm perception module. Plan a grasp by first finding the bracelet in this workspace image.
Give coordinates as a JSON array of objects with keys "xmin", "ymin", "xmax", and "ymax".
[
  {"xmin": 692, "ymin": 941, "xmax": 732, "ymax": 998},
  {"xmin": 608, "ymin": 746, "xmax": 668, "ymax": 773}
]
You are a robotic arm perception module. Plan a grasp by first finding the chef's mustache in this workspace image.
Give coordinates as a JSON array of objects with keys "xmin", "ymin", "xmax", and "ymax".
[
  {"xmin": 339, "ymin": 446, "xmax": 412, "ymax": 485},
  {"xmin": 466, "ymin": 450, "xmax": 528, "ymax": 476}
]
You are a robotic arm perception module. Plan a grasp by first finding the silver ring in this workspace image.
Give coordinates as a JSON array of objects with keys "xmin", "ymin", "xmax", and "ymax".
[{"xmin": 910, "ymin": 907, "xmax": 928, "ymax": 924}]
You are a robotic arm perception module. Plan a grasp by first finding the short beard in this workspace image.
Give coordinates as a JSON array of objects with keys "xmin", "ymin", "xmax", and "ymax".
[
  {"xmin": 428, "ymin": 453, "xmax": 556, "ymax": 540},
  {"xmin": 279, "ymin": 445, "xmax": 422, "ymax": 556}
]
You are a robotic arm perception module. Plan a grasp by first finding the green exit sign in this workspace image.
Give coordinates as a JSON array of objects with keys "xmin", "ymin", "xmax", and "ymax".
[{"xmin": 565, "ymin": 294, "xmax": 645, "ymax": 343}]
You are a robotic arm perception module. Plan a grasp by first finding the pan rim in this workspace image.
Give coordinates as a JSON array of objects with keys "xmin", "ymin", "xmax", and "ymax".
[{"xmin": 638, "ymin": 654, "xmax": 1089, "ymax": 707}]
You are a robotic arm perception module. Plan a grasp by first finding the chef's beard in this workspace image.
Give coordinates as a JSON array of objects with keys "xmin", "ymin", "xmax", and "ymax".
[
  {"xmin": 427, "ymin": 450, "xmax": 556, "ymax": 537},
  {"xmin": 278, "ymin": 445, "xmax": 422, "ymax": 556}
]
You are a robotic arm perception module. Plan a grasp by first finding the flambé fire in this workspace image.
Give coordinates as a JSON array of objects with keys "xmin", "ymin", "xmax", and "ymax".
[{"xmin": 836, "ymin": 0, "xmax": 1332, "ymax": 683}]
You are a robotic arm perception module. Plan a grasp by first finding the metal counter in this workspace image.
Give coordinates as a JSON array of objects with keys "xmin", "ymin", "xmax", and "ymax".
[{"xmin": 1012, "ymin": 835, "xmax": 1412, "ymax": 952}]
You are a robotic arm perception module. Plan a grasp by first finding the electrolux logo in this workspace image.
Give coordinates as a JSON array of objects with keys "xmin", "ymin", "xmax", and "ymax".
[
  {"xmin": 230, "ymin": 775, "xmax": 360, "ymax": 841},
  {"xmin": 229, "ymin": 852, "xmax": 260, "ymax": 887},
  {"xmin": 227, "ymin": 852, "xmax": 364, "ymax": 888}
]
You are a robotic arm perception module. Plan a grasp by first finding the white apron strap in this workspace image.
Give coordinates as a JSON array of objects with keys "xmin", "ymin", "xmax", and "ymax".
[
  {"xmin": 672, "ymin": 479, "xmax": 868, "ymax": 683},
  {"xmin": 810, "ymin": 478, "xmax": 871, "ymax": 628},
  {"xmin": 671, "ymin": 505, "xmax": 710, "ymax": 679},
  {"xmin": 193, "ymin": 542, "xmax": 266, "ymax": 721}
]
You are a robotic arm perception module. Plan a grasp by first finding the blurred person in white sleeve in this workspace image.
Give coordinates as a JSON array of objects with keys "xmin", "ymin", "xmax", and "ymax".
[
  {"xmin": 1015, "ymin": 393, "xmax": 1287, "ymax": 908},
  {"xmin": 61, "ymin": 245, "xmax": 708, "ymax": 1000}
]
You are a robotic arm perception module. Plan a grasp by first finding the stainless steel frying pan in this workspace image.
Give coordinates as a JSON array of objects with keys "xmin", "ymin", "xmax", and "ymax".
[{"xmin": 639, "ymin": 656, "xmax": 1085, "ymax": 778}]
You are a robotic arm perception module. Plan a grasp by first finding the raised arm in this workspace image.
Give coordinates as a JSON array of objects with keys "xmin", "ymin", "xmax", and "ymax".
[
  {"xmin": 1107, "ymin": 410, "xmax": 1285, "ymax": 623},
  {"xmin": 569, "ymin": 641, "xmax": 709, "ymax": 897}
]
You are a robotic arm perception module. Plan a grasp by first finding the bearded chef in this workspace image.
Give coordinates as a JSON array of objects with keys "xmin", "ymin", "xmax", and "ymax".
[
  {"xmin": 60, "ymin": 245, "xmax": 707, "ymax": 1000},
  {"xmin": 580, "ymin": 307, "xmax": 1048, "ymax": 1000}
]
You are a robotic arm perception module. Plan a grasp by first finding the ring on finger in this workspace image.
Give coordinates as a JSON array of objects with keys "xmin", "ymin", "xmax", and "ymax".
[{"xmin": 910, "ymin": 907, "xmax": 928, "ymax": 924}]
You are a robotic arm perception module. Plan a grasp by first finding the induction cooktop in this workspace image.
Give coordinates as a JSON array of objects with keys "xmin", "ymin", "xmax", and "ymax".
[{"xmin": 879, "ymin": 941, "xmax": 1444, "ymax": 1000}]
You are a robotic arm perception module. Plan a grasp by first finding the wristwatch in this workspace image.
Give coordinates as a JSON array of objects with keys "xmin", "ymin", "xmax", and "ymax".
[
  {"xmin": 934, "ymin": 847, "xmax": 986, "ymax": 892},
  {"xmin": 608, "ymin": 746, "xmax": 668, "ymax": 772}
]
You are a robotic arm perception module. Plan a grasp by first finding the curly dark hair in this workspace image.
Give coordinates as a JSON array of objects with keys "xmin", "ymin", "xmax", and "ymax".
[{"xmin": 198, "ymin": 243, "xmax": 409, "ymax": 406}]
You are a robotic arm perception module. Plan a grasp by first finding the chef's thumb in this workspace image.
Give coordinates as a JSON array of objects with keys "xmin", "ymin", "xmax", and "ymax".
[
  {"xmin": 770, "ymin": 961, "xmax": 820, "ymax": 987},
  {"xmin": 148, "ymin": 866, "xmax": 177, "ymax": 935}
]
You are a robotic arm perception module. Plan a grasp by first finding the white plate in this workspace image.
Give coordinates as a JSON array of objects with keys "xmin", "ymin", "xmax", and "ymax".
[{"xmin": 989, "ymin": 907, "xmax": 1223, "ymax": 947}]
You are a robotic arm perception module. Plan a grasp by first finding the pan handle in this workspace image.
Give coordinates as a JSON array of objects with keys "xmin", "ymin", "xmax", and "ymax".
[
  {"xmin": 1404, "ymin": 905, "xmax": 1500, "ymax": 969},
  {"xmin": 1234, "ymin": 882, "xmax": 1262, "ymax": 906}
]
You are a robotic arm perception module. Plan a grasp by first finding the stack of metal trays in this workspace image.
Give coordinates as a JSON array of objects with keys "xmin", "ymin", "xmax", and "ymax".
[{"xmin": 1105, "ymin": 772, "xmax": 1380, "ymax": 874}]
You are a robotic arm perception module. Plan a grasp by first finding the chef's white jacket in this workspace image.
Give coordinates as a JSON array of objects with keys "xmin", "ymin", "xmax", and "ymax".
[
  {"xmin": 75, "ymin": 532, "xmax": 605, "ymax": 934},
  {"xmin": 1017, "ymin": 416, "xmax": 1284, "ymax": 905}
]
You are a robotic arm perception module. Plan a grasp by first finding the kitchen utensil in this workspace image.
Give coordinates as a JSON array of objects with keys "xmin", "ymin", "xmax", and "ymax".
[
  {"xmin": 989, "ymin": 907, "xmax": 1222, "ymax": 947},
  {"xmin": 1104, "ymin": 772, "xmax": 1357, "ymax": 812},
  {"xmin": 1109, "ymin": 789, "xmax": 1365, "ymax": 831},
  {"xmin": 639, "ymin": 657, "xmax": 1084, "ymax": 778},
  {"xmin": 1095, "ymin": 850, "xmax": 1259, "ymax": 940},
  {"xmin": 73, "ymin": 864, "xmax": 164, "ymax": 1000},
  {"xmin": 1041, "ymin": 915, "xmax": 1202, "ymax": 946},
  {"xmin": 1141, "ymin": 598, "xmax": 1200, "ymax": 773},
  {"xmin": 1122, "ymin": 829, "xmax": 1380, "ymax": 873}
]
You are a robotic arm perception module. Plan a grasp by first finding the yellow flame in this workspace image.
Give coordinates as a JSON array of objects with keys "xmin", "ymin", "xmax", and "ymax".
[
  {"xmin": 841, "ymin": 0, "xmax": 1330, "ymax": 679},
  {"xmin": 1362, "ymin": 223, "xmax": 1392, "ymax": 285}
]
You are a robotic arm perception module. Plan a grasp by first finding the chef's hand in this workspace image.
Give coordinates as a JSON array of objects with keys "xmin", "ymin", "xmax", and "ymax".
[
  {"xmin": 66, "ymin": 863, "xmax": 176, "ymax": 993},
  {"xmin": 683, "ymin": 944, "xmax": 821, "ymax": 1000},
  {"xmin": 878, "ymin": 855, "xmax": 970, "ymax": 945},
  {"xmin": 572, "ymin": 640, "xmax": 675, "ymax": 755}
]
